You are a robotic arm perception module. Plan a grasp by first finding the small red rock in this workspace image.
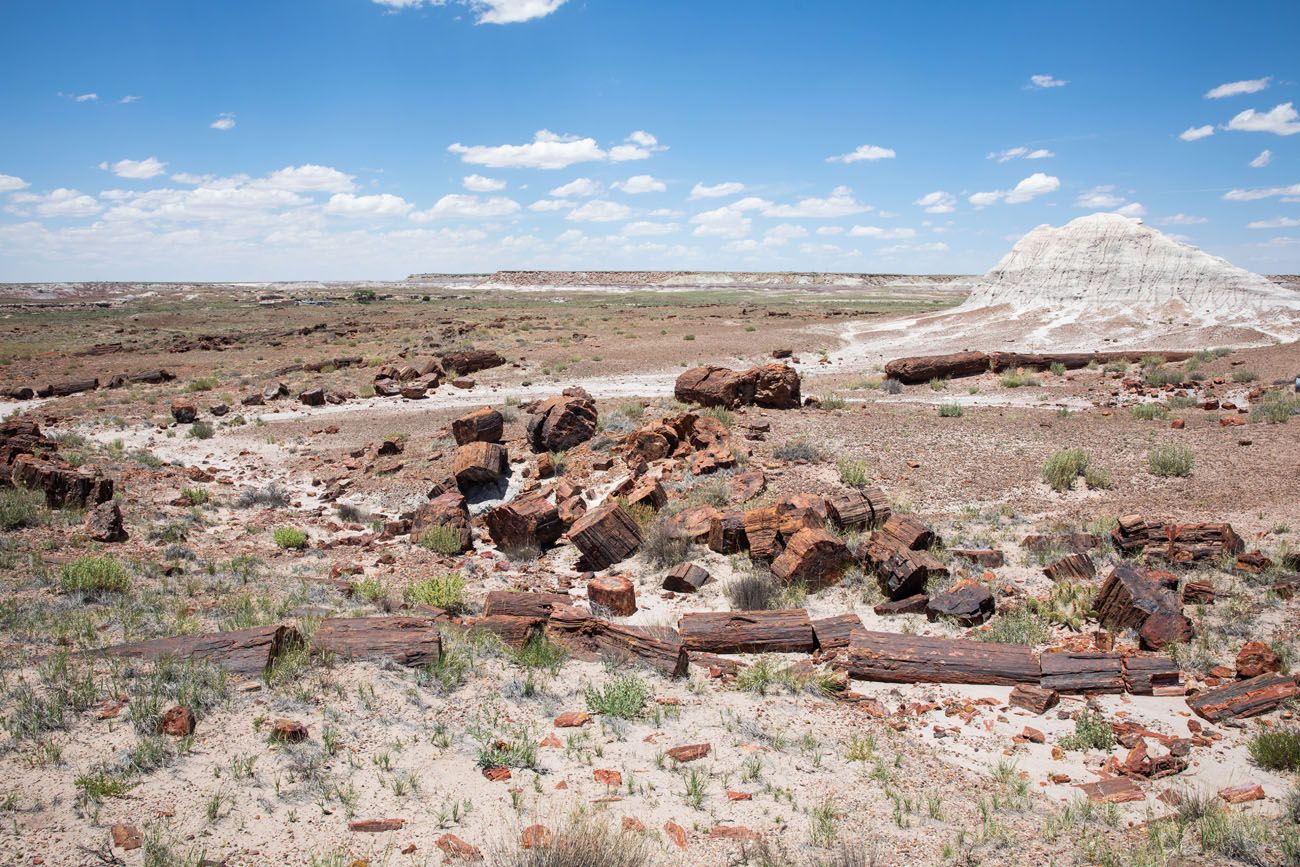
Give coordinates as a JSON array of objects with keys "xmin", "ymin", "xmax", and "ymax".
[
  {"xmin": 1219, "ymin": 783, "xmax": 1265, "ymax": 804},
  {"xmin": 158, "ymin": 705, "xmax": 196, "ymax": 737},
  {"xmin": 349, "ymin": 818, "xmax": 405, "ymax": 832},
  {"xmin": 111, "ymin": 824, "xmax": 143, "ymax": 850},
  {"xmin": 270, "ymin": 719, "xmax": 308, "ymax": 743},
  {"xmin": 553, "ymin": 711, "xmax": 591, "ymax": 728}
]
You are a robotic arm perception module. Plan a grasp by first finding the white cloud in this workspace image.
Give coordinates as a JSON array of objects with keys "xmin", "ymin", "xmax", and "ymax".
[
  {"xmin": 463, "ymin": 174, "xmax": 506, "ymax": 192},
  {"xmin": 210, "ymin": 113, "xmax": 236, "ymax": 131},
  {"xmin": 325, "ymin": 193, "xmax": 413, "ymax": 217},
  {"xmin": 622, "ymin": 220, "xmax": 678, "ymax": 236},
  {"xmin": 1225, "ymin": 102, "xmax": 1300, "ymax": 136},
  {"xmin": 690, "ymin": 196, "xmax": 771, "ymax": 239},
  {"xmin": 1179, "ymin": 125, "xmax": 1214, "ymax": 141},
  {"xmin": 1247, "ymin": 216, "xmax": 1300, "ymax": 229},
  {"xmin": 555, "ymin": 228, "xmax": 585, "ymax": 244},
  {"xmin": 170, "ymin": 173, "xmax": 213, "ymax": 185},
  {"xmin": 73, "ymin": 93, "xmax": 98, "ymax": 102},
  {"xmin": 6, "ymin": 188, "xmax": 101, "ymax": 218},
  {"xmin": 612, "ymin": 174, "xmax": 665, "ymax": 194},
  {"xmin": 100, "ymin": 157, "xmax": 167, "ymax": 180},
  {"xmin": 816, "ymin": 226, "xmax": 844, "ymax": 236},
  {"xmin": 1249, "ymin": 149, "xmax": 1273, "ymax": 168},
  {"xmin": 118, "ymin": 95, "xmax": 141, "ymax": 104},
  {"xmin": 253, "ymin": 165, "xmax": 356, "ymax": 193},
  {"xmin": 565, "ymin": 199, "xmax": 631, "ymax": 222},
  {"xmin": 1114, "ymin": 202, "xmax": 1146, "ymax": 218},
  {"xmin": 527, "ymin": 198, "xmax": 574, "ymax": 212},
  {"xmin": 1028, "ymin": 74, "xmax": 1067, "ymax": 89},
  {"xmin": 1223, "ymin": 183, "xmax": 1300, "ymax": 201},
  {"xmin": 826, "ymin": 144, "xmax": 896, "ymax": 164},
  {"xmin": 848, "ymin": 225, "xmax": 916, "ymax": 239},
  {"xmin": 988, "ymin": 146, "xmax": 1054, "ymax": 162},
  {"xmin": 1205, "ymin": 77, "xmax": 1270, "ymax": 99},
  {"xmin": 0, "ymin": 174, "xmax": 30, "ymax": 193},
  {"xmin": 1074, "ymin": 185, "xmax": 1125, "ymax": 209},
  {"xmin": 410, "ymin": 193, "xmax": 520, "ymax": 220},
  {"xmin": 549, "ymin": 177, "xmax": 601, "ymax": 198},
  {"xmin": 969, "ymin": 172, "xmax": 1060, "ymax": 206},
  {"xmin": 914, "ymin": 190, "xmax": 955, "ymax": 213},
  {"xmin": 372, "ymin": 0, "xmax": 567, "ymax": 24},
  {"xmin": 1160, "ymin": 214, "xmax": 1208, "ymax": 225},
  {"xmin": 448, "ymin": 129, "xmax": 662, "ymax": 169},
  {"xmin": 647, "ymin": 207, "xmax": 682, "ymax": 218},
  {"xmin": 763, "ymin": 185, "xmax": 870, "ymax": 218},
  {"xmin": 689, "ymin": 181, "xmax": 745, "ymax": 200},
  {"xmin": 880, "ymin": 241, "xmax": 948, "ymax": 255},
  {"xmin": 762, "ymin": 224, "xmax": 808, "ymax": 247}
]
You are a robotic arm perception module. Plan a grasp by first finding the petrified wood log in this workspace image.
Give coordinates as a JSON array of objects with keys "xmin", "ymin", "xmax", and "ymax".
[
  {"xmin": 485, "ymin": 493, "xmax": 564, "ymax": 551},
  {"xmin": 568, "ymin": 502, "xmax": 643, "ymax": 570},
  {"xmin": 101, "ymin": 624, "xmax": 302, "ymax": 678},
  {"xmin": 1009, "ymin": 684, "xmax": 1059, "ymax": 714},
  {"xmin": 951, "ymin": 548, "xmax": 1005, "ymax": 568},
  {"xmin": 441, "ymin": 349, "xmax": 505, "ymax": 376},
  {"xmin": 883, "ymin": 351, "xmax": 990, "ymax": 385},
  {"xmin": 866, "ymin": 544, "xmax": 947, "ymax": 600},
  {"xmin": 1123, "ymin": 653, "xmax": 1184, "ymax": 696},
  {"xmin": 1093, "ymin": 564, "xmax": 1192, "ymax": 651},
  {"xmin": 546, "ymin": 605, "xmax": 687, "ymax": 678},
  {"xmin": 467, "ymin": 615, "xmax": 544, "ymax": 650},
  {"xmin": 770, "ymin": 528, "xmax": 851, "ymax": 589},
  {"xmin": 1112, "ymin": 514, "xmax": 1243, "ymax": 564},
  {"xmin": 452, "ymin": 441, "xmax": 507, "ymax": 488},
  {"xmin": 588, "ymin": 574, "xmax": 636, "ymax": 616},
  {"xmin": 875, "ymin": 514, "xmax": 936, "ymax": 551},
  {"xmin": 1044, "ymin": 552, "xmax": 1096, "ymax": 583},
  {"xmin": 11, "ymin": 454, "xmax": 114, "ymax": 509},
  {"xmin": 482, "ymin": 590, "xmax": 572, "ymax": 619},
  {"xmin": 678, "ymin": 609, "xmax": 815, "ymax": 654},
  {"xmin": 811, "ymin": 613, "xmax": 863, "ymax": 651},
  {"xmin": 662, "ymin": 563, "xmax": 710, "ymax": 594},
  {"xmin": 312, "ymin": 617, "xmax": 442, "ymax": 667},
  {"xmin": 1187, "ymin": 673, "xmax": 1300, "ymax": 721},
  {"xmin": 1022, "ymin": 532, "xmax": 1102, "ymax": 556},
  {"xmin": 526, "ymin": 393, "xmax": 597, "ymax": 453},
  {"xmin": 411, "ymin": 492, "xmax": 472, "ymax": 552},
  {"xmin": 707, "ymin": 511, "xmax": 748, "ymax": 554},
  {"xmin": 1038, "ymin": 651, "xmax": 1125, "ymax": 694},
  {"xmin": 873, "ymin": 594, "xmax": 929, "ymax": 616},
  {"xmin": 451, "ymin": 407, "xmax": 503, "ymax": 445},
  {"xmin": 38, "ymin": 378, "xmax": 100, "ymax": 398},
  {"xmin": 847, "ymin": 630, "xmax": 1039, "ymax": 685},
  {"xmin": 926, "ymin": 580, "xmax": 995, "ymax": 627},
  {"xmin": 826, "ymin": 487, "xmax": 889, "ymax": 531}
]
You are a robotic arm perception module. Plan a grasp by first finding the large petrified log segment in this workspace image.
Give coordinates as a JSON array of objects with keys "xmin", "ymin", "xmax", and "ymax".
[
  {"xmin": 482, "ymin": 591, "xmax": 573, "ymax": 619},
  {"xmin": 1112, "ymin": 514, "xmax": 1243, "ymax": 564},
  {"xmin": 546, "ymin": 605, "xmax": 687, "ymax": 678},
  {"xmin": 485, "ymin": 493, "xmax": 564, "ymax": 551},
  {"xmin": 11, "ymin": 454, "xmax": 114, "ymax": 509},
  {"xmin": 1124, "ymin": 653, "xmax": 1184, "ymax": 696},
  {"xmin": 467, "ymin": 615, "xmax": 544, "ymax": 650},
  {"xmin": 874, "ymin": 514, "xmax": 936, "ymax": 551},
  {"xmin": 926, "ymin": 580, "xmax": 995, "ymax": 626},
  {"xmin": 866, "ymin": 545, "xmax": 947, "ymax": 601},
  {"xmin": 1092, "ymin": 564, "xmax": 1192, "ymax": 651},
  {"xmin": 826, "ymin": 487, "xmax": 890, "ymax": 531},
  {"xmin": 750, "ymin": 363, "xmax": 801, "ymax": 409},
  {"xmin": 811, "ymin": 613, "xmax": 863, "ymax": 651},
  {"xmin": 588, "ymin": 575, "xmax": 636, "ymax": 616},
  {"xmin": 848, "ymin": 630, "xmax": 1040, "ymax": 685},
  {"xmin": 883, "ymin": 352, "xmax": 990, "ymax": 385},
  {"xmin": 568, "ymin": 502, "xmax": 643, "ymax": 570},
  {"xmin": 664, "ymin": 505, "xmax": 721, "ymax": 543},
  {"xmin": 707, "ymin": 511, "xmax": 748, "ymax": 554},
  {"xmin": 312, "ymin": 617, "xmax": 442, "ymax": 667},
  {"xmin": 452, "ymin": 407, "xmax": 504, "ymax": 445},
  {"xmin": 1044, "ymin": 552, "xmax": 1095, "ymax": 583},
  {"xmin": 441, "ymin": 349, "xmax": 505, "ymax": 376},
  {"xmin": 85, "ymin": 500, "xmax": 128, "ymax": 543},
  {"xmin": 411, "ymin": 492, "xmax": 473, "ymax": 552},
  {"xmin": 1187, "ymin": 674, "xmax": 1300, "ymax": 721},
  {"xmin": 770, "ymin": 528, "xmax": 851, "ymax": 590},
  {"xmin": 1038, "ymin": 651, "xmax": 1125, "ymax": 694},
  {"xmin": 1009, "ymin": 684, "xmax": 1059, "ymax": 714},
  {"xmin": 101, "ymin": 625, "xmax": 302, "ymax": 678},
  {"xmin": 674, "ymin": 366, "xmax": 757, "ymax": 409},
  {"xmin": 678, "ymin": 609, "xmax": 815, "ymax": 654},
  {"xmin": 526, "ymin": 393, "xmax": 598, "ymax": 453},
  {"xmin": 452, "ymin": 441, "xmax": 507, "ymax": 489},
  {"xmin": 662, "ymin": 563, "xmax": 710, "ymax": 594},
  {"xmin": 38, "ymin": 378, "xmax": 100, "ymax": 398},
  {"xmin": 989, "ymin": 350, "xmax": 1193, "ymax": 372}
]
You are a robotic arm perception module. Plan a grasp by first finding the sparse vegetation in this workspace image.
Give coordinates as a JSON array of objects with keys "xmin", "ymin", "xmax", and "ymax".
[
  {"xmin": 1148, "ymin": 443, "xmax": 1195, "ymax": 477},
  {"xmin": 0, "ymin": 488, "xmax": 44, "ymax": 530},
  {"xmin": 418, "ymin": 524, "xmax": 465, "ymax": 554},
  {"xmin": 837, "ymin": 457, "xmax": 870, "ymax": 488},
  {"xmin": 937, "ymin": 402, "xmax": 964, "ymax": 417},
  {"xmin": 272, "ymin": 527, "xmax": 308, "ymax": 549},
  {"xmin": 405, "ymin": 573, "xmax": 467, "ymax": 614},
  {"xmin": 726, "ymin": 570, "xmax": 779, "ymax": 610},
  {"xmin": 1247, "ymin": 728, "xmax": 1300, "ymax": 770},
  {"xmin": 60, "ymin": 556, "xmax": 131, "ymax": 594},
  {"xmin": 584, "ymin": 674, "xmax": 652, "ymax": 719},
  {"xmin": 1041, "ymin": 447, "xmax": 1090, "ymax": 492},
  {"xmin": 1058, "ymin": 709, "xmax": 1117, "ymax": 752},
  {"xmin": 774, "ymin": 439, "xmax": 824, "ymax": 462}
]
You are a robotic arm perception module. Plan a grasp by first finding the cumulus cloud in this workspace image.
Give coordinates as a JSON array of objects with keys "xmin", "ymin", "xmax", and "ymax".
[
  {"xmin": 252, "ymin": 164, "xmax": 356, "ymax": 193},
  {"xmin": 1249, "ymin": 149, "xmax": 1273, "ymax": 168},
  {"xmin": 325, "ymin": 193, "xmax": 413, "ymax": 217},
  {"xmin": 826, "ymin": 144, "xmax": 896, "ymax": 164},
  {"xmin": 372, "ymin": 0, "xmax": 568, "ymax": 25},
  {"xmin": 880, "ymin": 241, "xmax": 949, "ymax": 255},
  {"xmin": 1160, "ymin": 214, "xmax": 1208, "ymax": 225},
  {"xmin": 118, "ymin": 95, "xmax": 141, "ymax": 104},
  {"xmin": 1028, "ymin": 74, "xmax": 1067, "ymax": 89},
  {"xmin": 100, "ymin": 157, "xmax": 167, "ymax": 180},
  {"xmin": 848, "ymin": 225, "xmax": 916, "ymax": 239},
  {"xmin": 816, "ymin": 226, "xmax": 844, "ymax": 236},
  {"xmin": 69, "ymin": 92, "xmax": 98, "ymax": 102},
  {"xmin": 565, "ymin": 199, "xmax": 631, "ymax": 222},
  {"xmin": 527, "ymin": 198, "xmax": 574, "ymax": 212},
  {"xmin": 210, "ymin": 113, "xmax": 236, "ymax": 131},
  {"xmin": 448, "ymin": 129, "xmax": 663, "ymax": 169},
  {"xmin": 549, "ymin": 177, "xmax": 601, "ymax": 198},
  {"xmin": 1225, "ymin": 102, "xmax": 1300, "ymax": 136},
  {"xmin": 6, "ymin": 188, "xmax": 101, "ymax": 218},
  {"xmin": 1114, "ymin": 202, "xmax": 1146, "ymax": 218},
  {"xmin": 1205, "ymin": 77, "xmax": 1270, "ymax": 99},
  {"xmin": 689, "ymin": 181, "xmax": 745, "ymax": 200},
  {"xmin": 463, "ymin": 174, "xmax": 505, "ymax": 192},
  {"xmin": 612, "ymin": 174, "xmax": 666, "ymax": 194},
  {"xmin": 763, "ymin": 185, "xmax": 870, "ymax": 218},
  {"xmin": 969, "ymin": 172, "xmax": 1059, "ymax": 206},
  {"xmin": 762, "ymin": 224, "xmax": 808, "ymax": 247},
  {"xmin": 1223, "ymin": 183, "xmax": 1300, "ymax": 201},
  {"xmin": 1247, "ymin": 216, "xmax": 1300, "ymax": 229},
  {"xmin": 410, "ymin": 193, "xmax": 520, "ymax": 220},
  {"xmin": 0, "ymin": 174, "xmax": 30, "ymax": 192},
  {"xmin": 987, "ymin": 146, "xmax": 1054, "ymax": 162},
  {"xmin": 690, "ymin": 196, "xmax": 771, "ymax": 239},
  {"xmin": 1074, "ymin": 185, "xmax": 1126, "ymax": 209},
  {"xmin": 1179, "ymin": 125, "xmax": 1214, "ymax": 141},
  {"xmin": 914, "ymin": 190, "xmax": 955, "ymax": 214},
  {"xmin": 622, "ymin": 220, "xmax": 678, "ymax": 236}
]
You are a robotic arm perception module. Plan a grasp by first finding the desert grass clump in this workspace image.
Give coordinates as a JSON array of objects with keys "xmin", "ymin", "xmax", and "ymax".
[
  {"xmin": 584, "ymin": 674, "xmax": 652, "ymax": 719},
  {"xmin": 1148, "ymin": 444, "xmax": 1194, "ymax": 478},
  {"xmin": 418, "ymin": 524, "xmax": 465, "ymax": 555},
  {"xmin": 1251, "ymin": 391, "xmax": 1299, "ymax": 424},
  {"xmin": 187, "ymin": 421, "xmax": 215, "ymax": 440},
  {"xmin": 510, "ymin": 633, "xmax": 567, "ymax": 672},
  {"xmin": 1247, "ymin": 728, "xmax": 1300, "ymax": 771},
  {"xmin": 975, "ymin": 607, "xmax": 1051, "ymax": 646},
  {"xmin": 937, "ymin": 403, "xmax": 964, "ymax": 418},
  {"xmin": 837, "ymin": 458, "xmax": 870, "ymax": 488},
  {"xmin": 0, "ymin": 487, "xmax": 44, "ymax": 530},
  {"xmin": 60, "ymin": 556, "xmax": 131, "ymax": 594},
  {"xmin": 820, "ymin": 393, "xmax": 848, "ymax": 410},
  {"xmin": 1058, "ymin": 709, "xmax": 1116, "ymax": 752},
  {"xmin": 1130, "ymin": 403, "xmax": 1168, "ymax": 421},
  {"xmin": 186, "ymin": 377, "xmax": 219, "ymax": 392},
  {"xmin": 1049, "ymin": 362, "xmax": 1067, "ymax": 376},
  {"xmin": 1041, "ymin": 448, "xmax": 1090, "ymax": 492},
  {"xmin": 881, "ymin": 377, "xmax": 902, "ymax": 395},
  {"xmin": 1000, "ymin": 370, "xmax": 1039, "ymax": 388},
  {"xmin": 235, "ymin": 482, "xmax": 289, "ymax": 509},
  {"xmin": 1231, "ymin": 369, "xmax": 1258, "ymax": 383},
  {"xmin": 405, "ymin": 573, "xmax": 467, "ymax": 614},
  {"xmin": 272, "ymin": 527, "xmax": 308, "ymax": 550},
  {"xmin": 180, "ymin": 487, "xmax": 209, "ymax": 506},
  {"xmin": 726, "ymin": 570, "xmax": 779, "ymax": 610},
  {"xmin": 774, "ymin": 439, "xmax": 824, "ymax": 462},
  {"xmin": 494, "ymin": 814, "xmax": 653, "ymax": 867},
  {"xmin": 642, "ymin": 518, "xmax": 692, "ymax": 568}
]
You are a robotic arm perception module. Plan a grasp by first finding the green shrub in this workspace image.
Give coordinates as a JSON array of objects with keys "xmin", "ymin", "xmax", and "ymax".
[
  {"xmin": 405, "ymin": 573, "xmax": 467, "ymax": 614},
  {"xmin": 937, "ymin": 403, "xmax": 964, "ymax": 418},
  {"xmin": 1247, "ymin": 728, "xmax": 1300, "ymax": 771},
  {"xmin": 510, "ymin": 633, "xmax": 567, "ymax": 671},
  {"xmin": 1148, "ymin": 444, "xmax": 1194, "ymax": 478},
  {"xmin": 774, "ymin": 439, "xmax": 823, "ymax": 462},
  {"xmin": 819, "ymin": 394, "xmax": 847, "ymax": 410},
  {"xmin": 1145, "ymin": 367, "xmax": 1183, "ymax": 386},
  {"xmin": 187, "ymin": 421, "xmax": 214, "ymax": 440},
  {"xmin": 1083, "ymin": 466, "xmax": 1113, "ymax": 490},
  {"xmin": 180, "ymin": 487, "xmax": 209, "ymax": 506},
  {"xmin": 1058, "ymin": 709, "xmax": 1116, "ymax": 751},
  {"xmin": 60, "ymin": 556, "xmax": 131, "ymax": 594},
  {"xmin": 1000, "ymin": 371, "xmax": 1039, "ymax": 388},
  {"xmin": 1231, "ymin": 369, "xmax": 1257, "ymax": 383},
  {"xmin": 1250, "ymin": 392, "xmax": 1299, "ymax": 424},
  {"xmin": 1103, "ymin": 360, "xmax": 1128, "ymax": 374},
  {"xmin": 1049, "ymin": 362, "xmax": 1067, "ymax": 376},
  {"xmin": 186, "ymin": 377, "xmax": 218, "ymax": 392},
  {"xmin": 1130, "ymin": 403, "xmax": 1168, "ymax": 421},
  {"xmin": 642, "ymin": 518, "xmax": 692, "ymax": 568},
  {"xmin": 272, "ymin": 527, "xmax": 308, "ymax": 549},
  {"xmin": 1042, "ymin": 448, "xmax": 1090, "ymax": 492},
  {"xmin": 0, "ymin": 487, "xmax": 44, "ymax": 530},
  {"xmin": 928, "ymin": 377, "xmax": 947, "ymax": 392},
  {"xmin": 418, "ymin": 524, "xmax": 465, "ymax": 554},
  {"xmin": 976, "ymin": 607, "xmax": 1051, "ymax": 645},
  {"xmin": 837, "ymin": 458, "xmax": 870, "ymax": 488},
  {"xmin": 585, "ymin": 674, "xmax": 652, "ymax": 719}
]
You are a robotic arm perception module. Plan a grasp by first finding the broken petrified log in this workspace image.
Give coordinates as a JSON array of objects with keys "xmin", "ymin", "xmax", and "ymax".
[
  {"xmin": 1123, "ymin": 653, "xmax": 1185, "ymax": 696},
  {"xmin": 411, "ymin": 491, "xmax": 473, "ymax": 552},
  {"xmin": 847, "ymin": 630, "xmax": 1039, "ymax": 685},
  {"xmin": 883, "ymin": 351, "xmax": 989, "ymax": 385},
  {"xmin": 1009, "ymin": 684, "xmax": 1059, "ymax": 714},
  {"xmin": 546, "ymin": 605, "xmax": 687, "ymax": 678},
  {"xmin": 951, "ymin": 548, "xmax": 1005, "ymax": 569},
  {"xmin": 441, "ymin": 349, "xmax": 505, "ymax": 376},
  {"xmin": 826, "ymin": 487, "xmax": 890, "ymax": 531},
  {"xmin": 311, "ymin": 617, "xmax": 442, "ymax": 667},
  {"xmin": 1111, "ymin": 514, "xmax": 1243, "ymax": 564},
  {"xmin": 1038, "ymin": 651, "xmax": 1126, "ymax": 694},
  {"xmin": 664, "ymin": 505, "xmax": 721, "ymax": 543},
  {"xmin": 525, "ymin": 392, "xmax": 597, "ymax": 453},
  {"xmin": 662, "ymin": 563, "xmax": 710, "ymax": 594},
  {"xmin": 568, "ymin": 502, "xmax": 643, "ymax": 570},
  {"xmin": 873, "ymin": 594, "xmax": 929, "ymax": 616},
  {"xmin": 452, "ymin": 407, "xmax": 504, "ymax": 445},
  {"xmin": 85, "ymin": 500, "xmax": 128, "ymax": 543},
  {"xmin": 1093, "ymin": 564, "xmax": 1192, "ymax": 651},
  {"xmin": 10, "ymin": 454, "xmax": 113, "ymax": 509},
  {"xmin": 467, "ymin": 615, "xmax": 543, "ymax": 650},
  {"xmin": 926, "ymin": 580, "xmax": 995, "ymax": 627},
  {"xmin": 678, "ymin": 609, "xmax": 815, "ymax": 654},
  {"xmin": 673, "ymin": 363, "xmax": 801, "ymax": 409},
  {"xmin": 874, "ymin": 514, "xmax": 936, "ymax": 551},
  {"xmin": 588, "ymin": 575, "xmax": 636, "ymax": 616},
  {"xmin": 1022, "ymin": 532, "xmax": 1102, "ymax": 556},
  {"xmin": 1187, "ymin": 673, "xmax": 1300, "ymax": 721},
  {"xmin": 811, "ymin": 613, "xmax": 863, "ymax": 651},
  {"xmin": 707, "ymin": 511, "xmax": 748, "ymax": 554},
  {"xmin": 38, "ymin": 377, "xmax": 100, "ymax": 398},
  {"xmin": 865, "ymin": 544, "xmax": 947, "ymax": 601},
  {"xmin": 770, "ymin": 528, "xmax": 851, "ymax": 590},
  {"xmin": 482, "ymin": 591, "xmax": 572, "ymax": 619},
  {"xmin": 1044, "ymin": 552, "xmax": 1095, "ymax": 583},
  {"xmin": 451, "ymin": 441, "xmax": 508, "ymax": 489},
  {"xmin": 1235, "ymin": 641, "xmax": 1282, "ymax": 679},
  {"xmin": 101, "ymin": 625, "xmax": 302, "ymax": 678},
  {"xmin": 485, "ymin": 493, "xmax": 564, "ymax": 552}
]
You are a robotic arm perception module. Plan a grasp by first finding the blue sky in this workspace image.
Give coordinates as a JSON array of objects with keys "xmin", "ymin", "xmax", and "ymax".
[{"xmin": 1, "ymin": 0, "xmax": 1298, "ymax": 280}]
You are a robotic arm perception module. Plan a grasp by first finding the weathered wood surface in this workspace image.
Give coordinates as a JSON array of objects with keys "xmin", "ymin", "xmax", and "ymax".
[
  {"xmin": 100, "ymin": 625, "xmax": 302, "ymax": 678},
  {"xmin": 482, "ymin": 590, "xmax": 572, "ymax": 619},
  {"xmin": 884, "ymin": 351, "xmax": 989, "ymax": 384},
  {"xmin": 1044, "ymin": 552, "xmax": 1095, "ymax": 583},
  {"xmin": 1008, "ymin": 684, "xmax": 1059, "ymax": 714},
  {"xmin": 866, "ymin": 544, "xmax": 947, "ymax": 600},
  {"xmin": 485, "ymin": 493, "xmax": 564, "ymax": 551},
  {"xmin": 451, "ymin": 407, "xmax": 503, "ymax": 445},
  {"xmin": 662, "ymin": 563, "xmax": 710, "ymax": 594},
  {"xmin": 1112, "ymin": 515, "xmax": 1243, "ymax": 564},
  {"xmin": 467, "ymin": 615, "xmax": 544, "ymax": 649},
  {"xmin": 312, "ymin": 617, "xmax": 442, "ymax": 667},
  {"xmin": 1123, "ymin": 653, "xmax": 1184, "ymax": 696},
  {"xmin": 546, "ymin": 605, "xmax": 687, "ymax": 678},
  {"xmin": 874, "ymin": 514, "xmax": 936, "ymax": 551},
  {"xmin": 811, "ymin": 613, "xmax": 863, "ymax": 651},
  {"xmin": 1093, "ymin": 564, "xmax": 1191, "ymax": 651},
  {"xmin": 678, "ymin": 609, "xmax": 815, "ymax": 654},
  {"xmin": 1038, "ymin": 651, "xmax": 1125, "ymax": 694},
  {"xmin": 568, "ymin": 502, "xmax": 643, "ymax": 570},
  {"xmin": 826, "ymin": 488, "xmax": 889, "ymax": 531},
  {"xmin": 1187, "ymin": 673, "xmax": 1300, "ymax": 721},
  {"xmin": 848, "ymin": 630, "xmax": 1039, "ymax": 686}
]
